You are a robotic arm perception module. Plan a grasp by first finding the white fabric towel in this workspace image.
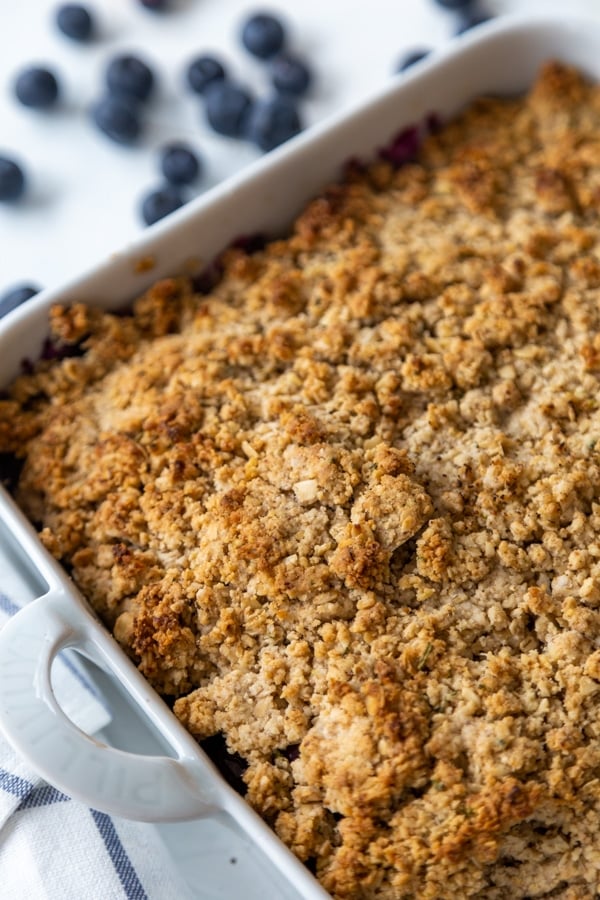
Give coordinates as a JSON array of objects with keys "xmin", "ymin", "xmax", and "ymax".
[{"xmin": 0, "ymin": 591, "xmax": 196, "ymax": 900}]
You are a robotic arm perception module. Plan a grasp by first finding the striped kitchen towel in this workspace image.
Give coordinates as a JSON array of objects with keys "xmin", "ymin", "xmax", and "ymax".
[{"xmin": 0, "ymin": 592, "xmax": 195, "ymax": 900}]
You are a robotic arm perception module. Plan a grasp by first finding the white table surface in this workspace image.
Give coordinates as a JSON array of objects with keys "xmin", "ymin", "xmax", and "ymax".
[{"xmin": 1, "ymin": 0, "xmax": 599, "ymax": 297}]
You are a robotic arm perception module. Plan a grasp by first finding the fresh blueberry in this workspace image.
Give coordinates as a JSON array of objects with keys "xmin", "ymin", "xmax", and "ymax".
[
  {"xmin": 241, "ymin": 13, "xmax": 285, "ymax": 60},
  {"xmin": 92, "ymin": 95, "xmax": 142, "ymax": 144},
  {"xmin": 0, "ymin": 157, "xmax": 26, "ymax": 202},
  {"xmin": 55, "ymin": 4, "xmax": 94, "ymax": 42},
  {"xmin": 106, "ymin": 54, "xmax": 155, "ymax": 103},
  {"xmin": 456, "ymin": 10, "xmax": 492, "ymax": 34},
  {"xmin": 397, "ymin": 48, "xmax": 431, "ymax": 72},
  {"xmin": 14, "ymin": 67, "xmax": 60, "ymax": 109},
  {"xmin": 140, "ymin": 185, "xmax": 186, "ymax": 226},
  {"xmin": 270, "ymin": 53, "xmax": 311, "ymax": 96},
  {"xmin": 0, "ymin": 285, "xmax": 41, "ymax": 318},
  {"xmin": 204, "ymin": 82, "xmax": 253, "ymax": 138},
  {"xmin": 434, "ymin": 0, "xmax": 474, "ymax": 7},
  {"xmin": 160, "ymin": 143, "xmax": 201, "ymax": 186},
  {"xmin": 246, "ymin": 95, "xmax": 301, "ymax": 152},
  {"xmin": 138, "ymin": 0, "xmax": 169, "ymax": 9},
  {"xmin": 185, "ymin": 55, "xmax": 226, "ymax": 95}
]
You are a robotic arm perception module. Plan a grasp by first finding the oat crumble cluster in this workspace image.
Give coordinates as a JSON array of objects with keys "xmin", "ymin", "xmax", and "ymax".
[{"xmin": 4, "ymin": 61, "xmax": 600, "ymax": 898}]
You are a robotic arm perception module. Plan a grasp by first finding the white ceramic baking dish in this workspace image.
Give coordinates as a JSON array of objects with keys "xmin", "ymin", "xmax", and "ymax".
[{"xmin": 1, "ymin": 13, "xmax": 600, "ymax": 897}]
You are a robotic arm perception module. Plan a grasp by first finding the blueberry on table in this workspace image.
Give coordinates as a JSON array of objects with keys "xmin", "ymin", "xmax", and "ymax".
[
  {"xmin": 434, "ymin": 0, "xmax": 474, "ymax": 8},
  {"xmin": 0, "ymin": 157, "xmax": 26, "ymax": 202},
  {"xmin": 0, "ymin": 285, "xmax": 41, "ymax": 319},
  {"xmin": 138, "ymin": 0, "xmax": 169, "ymax": 9},
  {"xmin": 92, "ymin": 95, "xmax": 141, "ymax": 144},
  {"xmin": 396, "ymin": 48, "xmax": 431, "ymax": 72},
  {"xmin": 204, "ymin": 82, "xmax": 253, "ymax": 138},
  {"xmin": 106, "ymin": 54, "xmax": 155, "ymax": 103},
  {"xmin": 241, "ymin": 13, "xmax": 285, "ymax": 60},
  {"xmin": 270, "ymin": 53, "xmax": 311, "ymax": 96},
  {"xmin": 246, "ymin": 95, "xmax": 301, "ymax": 152},
  {"xmin": 14, "ymin": 67, "xmax": 60, "ymax": 109},
  {"xmin": 55, "ymin": 4, "xmax": 94, "ymax": 42},
  {"xmin": 160, "ymin": 143, "xmax": 201, "ymax": 185},
  {"xmin": 185, "ymin": 55, "xmax": 226, "ymax": 95},
  {"xmin": 140, "ymin": 185, "xmax": 186, "ymax": 226}
]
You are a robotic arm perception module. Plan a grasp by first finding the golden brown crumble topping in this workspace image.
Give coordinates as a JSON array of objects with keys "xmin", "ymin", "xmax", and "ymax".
[{"xmin": 4, "ymin": 61, "xmax": 600, "ymax": 897}]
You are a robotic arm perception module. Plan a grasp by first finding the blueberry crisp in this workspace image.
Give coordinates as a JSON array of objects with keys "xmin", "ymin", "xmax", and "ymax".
[{"xmin": 3, "ymin": 63, "xmax": 600, "ymax": 899}]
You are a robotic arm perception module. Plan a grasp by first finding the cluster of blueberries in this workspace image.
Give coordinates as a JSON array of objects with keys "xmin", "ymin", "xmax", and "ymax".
[
  {"xmin": 144, "ymin": 14, "xmax": 311, "ymax": 226},
  {"xmin": 0, "ymin": 3, "xmax": 313, "ymax": 314},
  {"xmin": 0, "ymin": 0, "xmax": 492, "ymax": 317}
]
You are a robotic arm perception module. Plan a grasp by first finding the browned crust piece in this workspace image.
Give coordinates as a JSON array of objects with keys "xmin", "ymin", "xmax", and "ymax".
[{"xmin": 4, "ymin": 61, "xmax": 600, "ymax": 897}]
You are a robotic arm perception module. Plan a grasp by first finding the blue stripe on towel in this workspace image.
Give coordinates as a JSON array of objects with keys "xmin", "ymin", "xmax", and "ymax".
[
  {"xmin": 0, "ymin": 593, "xmax": 20, "ymax": 618},
  {"xmin": 0, "ymin": 767, "xmax": 34, "ymax": 799},
  {"xmin": 58, "ymin": 652, "xmax": 108, "ymax": 707},
  {"xmin": 90, "ymin": 809, "xmax": 148, "ymax": 900},
  {"xmin": 17, "ymin": 784, "xmax": 71, "ymax": 810}
]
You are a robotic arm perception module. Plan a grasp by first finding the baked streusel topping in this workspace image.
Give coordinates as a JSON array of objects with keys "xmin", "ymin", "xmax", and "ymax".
[{"xmin": 4, "ymin": 61, "xmax": 600, "ymax": 898}]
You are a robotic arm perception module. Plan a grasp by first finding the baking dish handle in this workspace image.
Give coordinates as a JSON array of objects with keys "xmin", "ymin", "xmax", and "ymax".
[{"xmin": 0, "ymin": 590, "xmax": 220, "ymax": 822}]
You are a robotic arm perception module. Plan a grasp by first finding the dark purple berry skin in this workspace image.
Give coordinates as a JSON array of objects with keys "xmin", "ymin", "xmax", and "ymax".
[
  {"xmin": 55, "ymin": 4, "xmax": 94, "ymax": 42},
  {"xmin": 106, "ymin": 54, "xmax": 155, "ymax": 103},
  {"xmin": 0, "ymin": 285, "xmax": 40, "ymax": 319},
  {"xmin": 185, "ymin": 55, "xmax": 226, "ymax": 95},
  {"xmin": 14, "ymin": 67, "xmax": 60, "ymax": 109},
  {"xmin": 379, "ymin": 125, "xmax": 421, "ymax": 168},
  {"xmin": 141, "ymin": 185, "xmax": 186, "ymax": 226},
  {"xmin": 92, "ymin": 95, "xmax": 141, "ymax": 144},
  {"xmin": 241, "ymin": 13, "xmax": 285, "ymax": 60},
  {"xmin": 204, "ymin": 83, "xmax": 253, "ymax": 138},
  {"xmin": 396, "ymin": 48, "xmax": 431, "ymax": 73},
  {"xmin": 434, "ymin": 0, "xmax": 474, "ymax": 8},
  {"xmin": 0, "ymin": 157, "xmax": 26, "ymax": 202},
  {"xmin": 138, "ymin": 0, "xmax": 169, "ymax": 10},
  {"xmin": 246, "ymin": 95, "xmax": 301, "ymax": 152},
  {"xmin": 270, "ymin": 53, "xmax": 311, "ymax": 96},
  {"xmin": 456, "ymin": 10, "xmax": 492, "ymax": 34},
  {"xmin": 160, "ymin": 143, "xmax": 201, "ymax": 186}
]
